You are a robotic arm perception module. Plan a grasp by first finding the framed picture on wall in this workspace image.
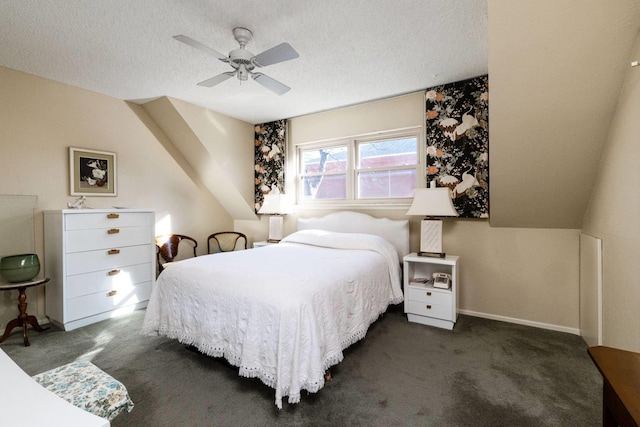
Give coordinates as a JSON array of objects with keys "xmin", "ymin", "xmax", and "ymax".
[{"xmin": 69, "ymin": 147, "xmax": 117, "ymax": 196}]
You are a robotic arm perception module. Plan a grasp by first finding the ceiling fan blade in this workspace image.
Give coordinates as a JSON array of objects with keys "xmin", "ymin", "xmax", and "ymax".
[
  {"xmin": 253, "ymin": 43, "xmax": 299, "ymax": 67},
  {"xmin": 173, "ymin": 35, "xmax": 228, "ymax": 61},
  {"xmin": 252, "ymin": 73, "xmax": 291, "ymax": 95},
  {"xmin": 197, "ymin": 72, "xmax": 235, "ymax": 87}
]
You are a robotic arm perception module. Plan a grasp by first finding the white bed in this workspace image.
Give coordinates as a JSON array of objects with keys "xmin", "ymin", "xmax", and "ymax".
[{"xmin": 141, "ymin": 212, "xmax": 409, "ymax": 408}]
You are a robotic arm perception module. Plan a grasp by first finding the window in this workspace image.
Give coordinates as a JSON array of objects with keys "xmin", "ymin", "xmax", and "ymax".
[
  {"xmin": 297, "ymin": 129, "xmax": 419, "ymax": 204},
  {"xmin": 300, "ymin": 143, "xmax": 347, "ymax": 200}
]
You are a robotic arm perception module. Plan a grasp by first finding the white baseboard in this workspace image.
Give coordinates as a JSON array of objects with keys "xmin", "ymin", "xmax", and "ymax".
[{"xmin": 458, "ymin": 309, "xmax": 581, "ymax": 336}]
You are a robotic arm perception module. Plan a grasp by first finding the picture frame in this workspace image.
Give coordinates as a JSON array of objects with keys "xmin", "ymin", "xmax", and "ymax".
[{"xmin": 69, "ymin": 147, "xmax": 117, "ymax": 196}]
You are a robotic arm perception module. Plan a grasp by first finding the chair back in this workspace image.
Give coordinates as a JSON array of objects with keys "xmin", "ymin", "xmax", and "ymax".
[
  {"xmin": 155, "ymin": 234, "xmax": 198, "ymax": 272},
  {"xmin": 207, "ymin": 232, "xmax": 247, "ymax": 254}
]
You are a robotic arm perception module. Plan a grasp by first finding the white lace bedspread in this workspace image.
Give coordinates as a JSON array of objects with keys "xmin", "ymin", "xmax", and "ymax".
[{"xmin": 141, "ymin": 230, "xmax": 402, "ymax": 408}]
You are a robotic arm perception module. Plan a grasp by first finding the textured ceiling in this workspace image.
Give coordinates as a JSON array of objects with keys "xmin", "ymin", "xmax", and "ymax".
[{"xmin": 0, "ymin": 0, "xmax": 487, "ymax": 124}]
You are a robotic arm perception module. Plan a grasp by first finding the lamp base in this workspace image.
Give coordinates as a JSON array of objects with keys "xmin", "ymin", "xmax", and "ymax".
[
  {"xmin": 417, "ymin": 251, "xmax": 446, "ymax": 258},
  {"xmin": 268, "ymin": 215, "xmax": 284, "ymax": 242},
  {"xmin": 419, "ymin": 218, "xmax": 444, "ymax": 254}
]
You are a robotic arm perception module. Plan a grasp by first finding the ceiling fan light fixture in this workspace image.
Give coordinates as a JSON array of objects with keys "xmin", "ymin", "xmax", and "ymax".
[{"xmin": 237, "ymin": 64, "xmax": 249, "ymax": 81}]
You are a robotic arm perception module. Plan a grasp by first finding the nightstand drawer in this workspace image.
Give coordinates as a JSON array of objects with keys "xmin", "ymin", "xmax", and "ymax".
[
  {"xmin": 405, "ymin": 287, "xmax": 452, "ymax": 305},
  {"xmin": 405, "ymin": 300, "xmax": 453, "ymax": 321}
]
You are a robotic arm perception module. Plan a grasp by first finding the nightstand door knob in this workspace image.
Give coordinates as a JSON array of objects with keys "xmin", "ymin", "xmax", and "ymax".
[
  {"xmin": 426, "ymin": 305, "xmax": 432, "ymax": 310},
  {"xmin": 426, "ymin": 291, "xmax": 432, "ymax": 296}
]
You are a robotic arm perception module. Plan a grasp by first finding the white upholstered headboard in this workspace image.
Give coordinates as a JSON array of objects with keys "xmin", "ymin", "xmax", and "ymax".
[{"xmin": 297, "ymin": 211, "xmax": 410, "ymax": 260}]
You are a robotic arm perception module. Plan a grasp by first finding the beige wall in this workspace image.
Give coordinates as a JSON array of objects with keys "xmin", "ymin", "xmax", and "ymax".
[
  {"xmin": 266, "ymin": 92, "xmax": 581, "ymax": 333},
  {"xmin": 0, "ymin": 66, "xmax": 232, "ymax": 326},
  {"xmin": 582, "ymin": 31, "xmax": 640, "ymax": 351},
  {"xmin": 447, "ymin": 221, "xmax": 579, "ymax": 330}
]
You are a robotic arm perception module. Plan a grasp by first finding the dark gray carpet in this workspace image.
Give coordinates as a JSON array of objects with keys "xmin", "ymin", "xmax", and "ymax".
[{"xmin": 2, "ymin": 306, "xmax": 602, "ymax": 426}]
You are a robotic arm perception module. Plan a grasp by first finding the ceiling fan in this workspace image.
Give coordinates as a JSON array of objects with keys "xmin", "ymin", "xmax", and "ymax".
[{"xmin": 174, "ymin": 27, "xmax": 299, "ymax": 95}]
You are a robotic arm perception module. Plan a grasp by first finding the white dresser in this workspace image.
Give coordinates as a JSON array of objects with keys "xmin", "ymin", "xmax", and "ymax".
[{"xmin": 44, "ymin": 209, "xmax": 155, "ymax": 331}]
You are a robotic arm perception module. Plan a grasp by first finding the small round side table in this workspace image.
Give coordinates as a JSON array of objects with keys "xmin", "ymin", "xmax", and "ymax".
[{"xmin": 0, "ymin": 277, "xmax": 50, "ymax": 346}]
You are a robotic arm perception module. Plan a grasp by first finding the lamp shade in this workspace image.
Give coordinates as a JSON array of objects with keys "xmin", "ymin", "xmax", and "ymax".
[
  {"xmin": 258, "ymin": 194, "xmax": 293, "ymax": 215},
  {"xmin": 406, "ymin": 187, "xmax": 458, "ymax": 218}
]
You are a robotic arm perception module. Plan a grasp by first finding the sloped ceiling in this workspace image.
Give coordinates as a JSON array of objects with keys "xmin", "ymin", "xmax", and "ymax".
[
  {"xmin": 141, "ymin": 97, "xmax": 256, "ymax": 220},
  {"xmin": 488, "ymin": 0, "xmax": 640, "ymax": 228}
]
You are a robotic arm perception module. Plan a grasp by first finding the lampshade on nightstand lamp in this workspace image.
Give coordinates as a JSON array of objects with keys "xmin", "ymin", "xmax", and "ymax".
[
  {"xmin": 406, "ymin": 181, "xmax": 458, "ymax": 258},
  {"xmin": 258, "ymin": 194, "xmax": 293, "ymax": 242}
]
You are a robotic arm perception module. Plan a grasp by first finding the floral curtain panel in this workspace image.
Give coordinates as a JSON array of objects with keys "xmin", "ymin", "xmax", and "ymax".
[
  {"xmin": 254, "ymin": 119, "xmax": 287, "ymax": 212},
  {"xmin": 425, "ymin": 75, "xmax": 489, "ymax": 218}
]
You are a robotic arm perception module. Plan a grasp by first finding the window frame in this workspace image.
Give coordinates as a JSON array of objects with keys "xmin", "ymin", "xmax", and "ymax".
[
  {"xmin": 298, "ymin": 139, "xmax": 352, "ymax": 201},
  {"xmin": 295, "ymin": 127, "xmax": 422, "ymax": 208}
]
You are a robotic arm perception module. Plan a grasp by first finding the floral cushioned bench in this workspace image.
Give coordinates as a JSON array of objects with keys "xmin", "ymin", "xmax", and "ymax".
[{"xmin": 32, "ymin": 361, "xmax": 134, "ymax": 421}]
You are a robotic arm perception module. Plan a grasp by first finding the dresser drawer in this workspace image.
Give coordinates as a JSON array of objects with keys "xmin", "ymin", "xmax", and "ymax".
[
  {"xmin": 66, "ymin": 281, "xmax": 153, "ymax": 322},
  {"xmin": 65, "ymin": 212, "xmax": 150, "ymax": 230},
  {"xmin": 66, "ymin": 226, "xmax": 151, "ymax": 253},
  {"xmin": 405, "ymin": 300, "xmax": 453, "ymax": 321},
  {"xmin": 66, "ymin": 263, "xmax": 153, "ymax": 299},
  {"xmin": 405, "ymin": 286, "xmax": 452, "ymax": 305},
  {"xmin": 66, "ymin": 244, "xmax": 152, "ymax": 276}
]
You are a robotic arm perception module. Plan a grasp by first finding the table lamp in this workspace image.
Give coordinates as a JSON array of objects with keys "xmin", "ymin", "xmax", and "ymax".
[
  {"xmin": 406, "ymin": 181, "xmax": 458, "ymax": 257},
  {"xmin": 258, "ymin": 193, "xmax": 293, "ymax": 242}
]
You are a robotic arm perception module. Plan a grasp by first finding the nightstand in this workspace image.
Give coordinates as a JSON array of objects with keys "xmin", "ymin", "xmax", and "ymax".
[
  {"xmin": 253, "ymin": 241, "xmax": 276, "ymax": 248},
  {"xmin": 403, "ymin": 253, "xmax": 459, "ymax": 330}
]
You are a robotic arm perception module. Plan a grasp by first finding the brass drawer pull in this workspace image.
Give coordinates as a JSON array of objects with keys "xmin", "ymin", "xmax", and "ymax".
[
  {"xmin": 426, "ymin": 291, "xmax": 432, "ymax": 296},
  {"xmin": 107, "ymin": 228, "xmax": 120, "ymax": 234},
  {"xmin": 107, "ymin": 290, "xmax": 118, "ymax": 297},
  {"xmin": 426, "ymin": 305, "xmax": 432, "ymax": 310},
  {"xmin": 108, "ymin": 249, "xmax": 120, "ymax": 255},
  {"xmin": 108, "ymin": 269, "xmax": 120, "ymax": 276},
  {"xmin": 107, "ymin": 213, "xmax": 120, "ymax": 219}
]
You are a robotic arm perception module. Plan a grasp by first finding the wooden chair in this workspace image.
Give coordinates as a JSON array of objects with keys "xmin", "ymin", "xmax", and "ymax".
[
  {"xmin": 155, "ymin": 234, "xmax": 198, "ymax": 273},
  {"xmin": 207, "ymin": 232, "xmax": 247, "ymax": 254}
]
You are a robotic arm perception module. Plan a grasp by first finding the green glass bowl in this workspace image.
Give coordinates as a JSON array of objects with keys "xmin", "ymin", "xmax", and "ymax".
[{"xmin": 0, "ymin": 253, "xmax": 40, "ymax": 283}]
